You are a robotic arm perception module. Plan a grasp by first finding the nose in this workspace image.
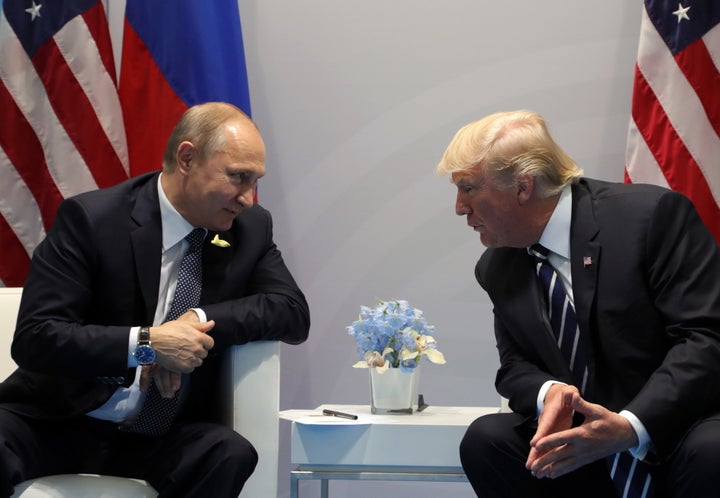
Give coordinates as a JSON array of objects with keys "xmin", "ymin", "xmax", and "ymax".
[
  {"xmin": 237, "ymin": 186, "xmax": 255, "ymax": 208},
  {"xmin": 455, "ymin": 194, "xmax": 470, "ymax": 216}
]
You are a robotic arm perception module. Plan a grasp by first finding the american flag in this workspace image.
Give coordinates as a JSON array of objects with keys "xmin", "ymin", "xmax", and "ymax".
[
  {"xmin": 625, "ymin": 0, "xmax": 720, "ymax": 244},
  {"xmin": 0, "ymin": 0, "xmax": 129, "ymax": 286}
]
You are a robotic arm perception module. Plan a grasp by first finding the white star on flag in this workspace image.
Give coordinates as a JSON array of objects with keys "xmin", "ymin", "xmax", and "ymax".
[
  {"xmin": 672, "ymin": 3, "xmax": 690, "ymax": 22},
  {"xmin": 24, "ymin": 1, "xmax": 42, "ymax": 21}
]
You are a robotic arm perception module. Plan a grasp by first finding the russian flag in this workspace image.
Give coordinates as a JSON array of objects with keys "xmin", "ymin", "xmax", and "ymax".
[{"xmin": 119, "ymin": 0, "xmax": 252, "ymax": 176}]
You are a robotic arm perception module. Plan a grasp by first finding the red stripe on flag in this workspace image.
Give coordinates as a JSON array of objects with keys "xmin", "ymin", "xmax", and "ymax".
[
  {"xmin": 632, "ymin": 68, "xmax": 720, "ymax": 241},
  {"xmin": 0, "ymin": 213, "xmax": 31, "ymax": 287},
  {"xmin": 1, "ymin": 0, "xmax": 128, "ymax": 286},
  {"xmin": 82, "ymin": 2, "xmax": 118, "ymax": 87},
  {"xmin": 674, "ymin": 38, "xmax": 720, "ymax": 138},
  {"xmin": 624, "ymin": 169, "xmax": 632, "ymax": 184},
  {"xmin": 0, "ymin": 80, "xmax": 63, "ymax": 231},
  {"xmin": 119, "ymin": 19, "xmax": 188, "ymax": 177},
  {"xmin": 32, "ymin": 39, "xmax": 127, "ymax": 189}
]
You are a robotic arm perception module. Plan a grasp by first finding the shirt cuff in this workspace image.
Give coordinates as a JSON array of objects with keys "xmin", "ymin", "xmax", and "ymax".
[
  {"xmin": 618, "ymin": 410, "xmax": 652, "ymax": 460},
  {"xmin": 191, "ymin": 307, "xmax": 207, "ymax": 322},
  {"xmin": 128, "ymin": 326, "xmax": 140, "ymax": 367},
  {"xmin": 537, "ymin": 380, "xmax": 566, "ymax": 418}
]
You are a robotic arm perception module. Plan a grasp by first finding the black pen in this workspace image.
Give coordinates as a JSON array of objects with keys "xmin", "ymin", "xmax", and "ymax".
[{"xmin": 322, "ymin": 409, "xmax": 358, "ymax": 420}]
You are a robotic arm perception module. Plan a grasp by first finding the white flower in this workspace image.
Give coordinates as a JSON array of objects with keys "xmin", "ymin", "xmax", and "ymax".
[{"xmin": 346, "ymin": 300, "xmax": 445, "ymax": 371}]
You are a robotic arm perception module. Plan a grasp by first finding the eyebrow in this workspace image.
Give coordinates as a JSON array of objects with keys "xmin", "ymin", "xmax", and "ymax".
[{"xmin": 456, "ymin": 178, "xmax": 477, "ymax": 188}]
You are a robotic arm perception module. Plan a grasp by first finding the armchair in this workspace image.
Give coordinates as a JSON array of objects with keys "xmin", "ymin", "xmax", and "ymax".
[{"xmin": 0, "ymin": 288, "xmax": 280, "ymax": 498}]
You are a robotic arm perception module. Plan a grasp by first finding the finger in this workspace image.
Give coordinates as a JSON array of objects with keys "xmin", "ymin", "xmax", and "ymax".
[
  {"xmin": 534, "ymin": 462, "xmax": 559, "ymax": 479},
  {"xmin": 530, "ymin": 454, "xmax": 556, "ymax": 478},
  {"xmin": 153, "ymin": 371, "xmax": 170, "ymax": 397},
  {"xmin": 568, "ymin": 391, "xmax": 594, "ymax": 415},
  {"xmin": 533, "ymin": 426, "xmax": 581, "ymax": 453},
  {"xmin": 139, "ymin": 364, "xmax": 156, "ymax": 391},
  {"xmin": 201, "ymin": 333, "xmax": 215, "ymax": 350},
  {"xmin": 177, "ymin": 310, "xmax": 200, "ymax": 322},
  {"xmin": 526, "ymin": 446, "xmax": 544, "ymax": 469},
  {"xmin": 156, "ymin": 370, "xmax": 182, "ymax": 397},
  {"xmin": 534, "ymin": 452, "xmax": 579, "ymax": 479},
  {"xmin": 168, "ymin": 371, "xmax": 182, "ymax": 394},
  {"xmin": 532, "ymin": 413, "xmax": 561, "ymax": 445},
  {"xmin": 529, "ymin": 444, "xmax": 572, "ymax": 478},
  {"xmin": 196, "ymin": 319, "xmax": 215, "ymax": 333}
]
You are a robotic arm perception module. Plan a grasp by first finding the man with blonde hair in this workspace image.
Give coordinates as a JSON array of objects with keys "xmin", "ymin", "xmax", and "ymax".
[{"xmin": 438, "ymin": 110, "xmax": 720, "ymax": 497}]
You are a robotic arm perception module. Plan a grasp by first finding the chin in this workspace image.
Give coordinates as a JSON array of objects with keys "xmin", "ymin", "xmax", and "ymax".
[
  {"xmin": 479, "ymin": 234, "xmax": 496, "ymax": 248},
  {"xmin": 213, "ymin": 222, "xmax": 234, "ymax": 232},
  {"xmin": 210, "ymin": 214, "xmax": 237, "ymax": 232}
]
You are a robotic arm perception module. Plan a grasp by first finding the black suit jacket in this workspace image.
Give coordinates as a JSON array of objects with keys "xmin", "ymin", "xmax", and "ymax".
[
  {"xmin": 476, "ymin": 178, "xmax": 720, "ymax": 458},
  {"xmin": 0, "ymin": 172, "xmax": 310, "ymax": 423}
]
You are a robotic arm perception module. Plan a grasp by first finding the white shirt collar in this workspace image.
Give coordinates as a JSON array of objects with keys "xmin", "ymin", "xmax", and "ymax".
[
  {"xmin": 157, "ymin": 174, "xmax": 196, "ymax": 251},
  {"xmin": 536, "ymin": 185, "xmax": 572, "ymax": 259}
]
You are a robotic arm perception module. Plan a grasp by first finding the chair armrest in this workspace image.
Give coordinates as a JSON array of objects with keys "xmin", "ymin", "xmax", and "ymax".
[
  {"xmin": 0, "ymin": 288, "xmax": 22, "ymax": 381},
  {"xmin": 222, "ymin": 341, "xmax": 280, "ymax": 498}
]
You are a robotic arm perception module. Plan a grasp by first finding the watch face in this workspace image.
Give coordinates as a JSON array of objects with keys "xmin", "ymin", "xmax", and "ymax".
[{"xmin": 135, "ymin": 345, "xmax": 156, "ymax": 365}]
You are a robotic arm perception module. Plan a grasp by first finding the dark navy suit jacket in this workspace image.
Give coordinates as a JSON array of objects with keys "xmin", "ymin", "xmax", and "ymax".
[
  {"xmin": 476, "ymin": 178, "xmax": 720, "ymax": 459},
  {"xmin": 0, "ymin": 171, "xmax": 310, "ymax": 424}
]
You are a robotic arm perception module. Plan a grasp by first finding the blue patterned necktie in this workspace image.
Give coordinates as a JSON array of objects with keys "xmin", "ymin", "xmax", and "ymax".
[
  {"xmin": 124, "ymin": 228, "xmax": 206, "ymax": 436},
  {"xmin": 530, "ymin": 244, "xmax": 654, "ymax": 498}
]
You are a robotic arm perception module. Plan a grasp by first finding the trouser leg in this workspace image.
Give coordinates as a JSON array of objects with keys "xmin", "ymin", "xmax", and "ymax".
[
  {"xmin": 460, "ymin": 412, "xmax": 616, "ymax": 498},
  {"xmin": 112, "ymin": 422, "xmax": 257, "ymax": 498}
]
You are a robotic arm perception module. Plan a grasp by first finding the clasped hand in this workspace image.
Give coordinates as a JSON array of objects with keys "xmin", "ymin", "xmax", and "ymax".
[
  {"xmin": 525, "ymin": 384, "xmax": 637, "ymax": 480},
  {"xmin": 139, "ymin": 311, "xmax": 215, "ymax": 398}
]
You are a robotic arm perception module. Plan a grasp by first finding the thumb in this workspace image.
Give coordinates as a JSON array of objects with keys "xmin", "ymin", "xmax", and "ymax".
[
  {"xmin": 194, "ymin": 319, "xmax": 216, "ymax": 333},
  {"xmin": 568, "ymin": 391, "xmax": 595, "ymax": 417}
]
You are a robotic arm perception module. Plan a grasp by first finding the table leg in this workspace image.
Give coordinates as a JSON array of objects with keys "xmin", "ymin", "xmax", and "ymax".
[
  {"xmin": 321, "ymin": 479, "xmax": 328, "ymax": 498},
  {"xmin": 290, "ymin": 472, "xmax": 299, "ymax": 498}
]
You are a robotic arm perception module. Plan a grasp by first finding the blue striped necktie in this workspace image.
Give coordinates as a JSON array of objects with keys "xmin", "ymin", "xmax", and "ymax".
[
  {"xmin": 529, "ymin": 244, "xmax": 654, "ymax": 498},
  {"xmin": 530, "ymin": 244, "xmax": 588, "ymax": 392},
  {"xmin": 124, "ymin": 228, "xmax": 206, "ymax": 436}
]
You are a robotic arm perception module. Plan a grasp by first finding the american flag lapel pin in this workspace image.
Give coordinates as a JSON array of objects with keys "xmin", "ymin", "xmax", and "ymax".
[{"xmin": 583, "ymin": 256, "xmax": 592, "ymax": 267}]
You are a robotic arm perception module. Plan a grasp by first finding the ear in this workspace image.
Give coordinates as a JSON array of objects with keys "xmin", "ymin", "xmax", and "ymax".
[
  {"xmin": 176, "ymin": 141, "xmax": 195, "ymax": 173},
  {"xmin": 516, "ymin": 174, "xmax": 535, "ymax": 204}
]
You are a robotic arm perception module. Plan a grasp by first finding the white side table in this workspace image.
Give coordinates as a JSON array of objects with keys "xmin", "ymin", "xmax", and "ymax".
[{"xmin": 280, "ymin": 404, "xmax": 499, "ymax": 498}]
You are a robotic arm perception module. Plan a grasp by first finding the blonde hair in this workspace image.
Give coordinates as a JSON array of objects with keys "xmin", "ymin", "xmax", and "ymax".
[
  {"xmin": 436, "ymin": 110, "xmax": 582, "ymax": 197},
  {"xmin": 162, "ymin": 102, "xmax": 256, "ymax": 169}
]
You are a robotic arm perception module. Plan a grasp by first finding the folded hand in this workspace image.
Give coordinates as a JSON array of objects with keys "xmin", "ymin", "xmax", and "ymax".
[{"xmin": 526, "ymin": 386, "xmax": 637, "ymax": 479}]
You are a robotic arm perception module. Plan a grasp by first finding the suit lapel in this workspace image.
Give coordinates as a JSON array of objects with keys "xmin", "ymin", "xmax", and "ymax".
[
  {"xmin": 569, "ymin": 181, "xmax": 601, "ymax": 389},
  {"xmin": 130, "ymin": 174, "xmax": 163, "ymax": 322},
  {"xmin": 569, "ymin": 181, "xmax": 600, "ymax": 331}
]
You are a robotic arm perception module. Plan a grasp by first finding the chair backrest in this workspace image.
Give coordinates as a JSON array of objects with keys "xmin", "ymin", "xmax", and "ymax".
[
  {"xmin": 224, "ymin": 341, "xmax": 281, "ymax": 498},
  {"xmin": 0, "ymin": 287, "xmax": 281, "ymax": 497},
  {"xmin": 0, "ymin": 287, "xmax": 22, "ymax": 380}
]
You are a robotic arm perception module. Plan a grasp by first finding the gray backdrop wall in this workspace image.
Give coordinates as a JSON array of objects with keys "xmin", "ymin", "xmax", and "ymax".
[{"xmin": 109, "ymin": 1, "xmax": 642, "ymax": 496}]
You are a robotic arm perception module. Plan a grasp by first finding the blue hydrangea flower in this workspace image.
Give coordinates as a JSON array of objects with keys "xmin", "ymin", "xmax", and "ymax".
[{"xmin": 347, "ymin": 299, "xmax": 446, "ymax": 371}]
